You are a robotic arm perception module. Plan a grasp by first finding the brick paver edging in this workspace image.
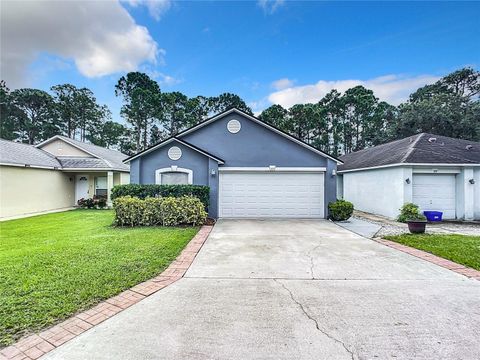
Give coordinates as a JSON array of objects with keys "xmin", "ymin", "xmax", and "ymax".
[
  {"xmin": 0, "ymin": 225, "xmax": 213, "ymax": 360},
  {"xmin": 375, "ymin": 238, "xmax": 480, "ymax": 281}
]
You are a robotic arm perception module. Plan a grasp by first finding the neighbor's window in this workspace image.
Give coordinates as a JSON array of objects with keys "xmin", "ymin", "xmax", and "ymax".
[
  {"xmin": 160, "ymin": 172, "xmax": 189, "ymax": 185},
  {"xmin": 95, "ymin": 176, "xmax": 107, "ymax": 198}
]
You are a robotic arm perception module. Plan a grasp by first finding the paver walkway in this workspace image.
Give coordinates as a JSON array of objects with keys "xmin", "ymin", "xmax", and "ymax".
[{"xmin": 40, "ymin": 220, "xmax": 480, "ymax": 359}]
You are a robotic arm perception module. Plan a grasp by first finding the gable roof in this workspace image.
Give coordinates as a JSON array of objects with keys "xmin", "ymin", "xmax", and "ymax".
[
  {"xmin": 124, "ymin": 108, "xmax": 343, "ymax": 164},
  {"xmin": 338, "ymin": 133, "xmax": 480, "ymax": 172},
  {"xmin": 0, "ymin": 139, "xmax": 62, "ymax": 168},
  {"xmin": 36, "ymin": 135, "xmax": 129, "ymax": 171},
  {"xmin": 124, "ymin": 137, "xmax": 225, "ymax": 164}
]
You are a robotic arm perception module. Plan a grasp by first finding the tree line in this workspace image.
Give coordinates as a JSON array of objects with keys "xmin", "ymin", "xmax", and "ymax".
[
  {"xmin": 259, "ymin": 67, "xmax": 479, "ymax": 156},
  {"xmin": 1, "ymin": 67, "xmax": 478, "ymax": 156}
]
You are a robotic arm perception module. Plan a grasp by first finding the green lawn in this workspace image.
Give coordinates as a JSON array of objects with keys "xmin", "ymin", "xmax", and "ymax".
[
  {"xmin": 384, "ymin": 233, "xmax": 480, "ymax": 271},
  {"xmin": 0, "ymin": 210, "xmax": 198, "ymax": 347}
]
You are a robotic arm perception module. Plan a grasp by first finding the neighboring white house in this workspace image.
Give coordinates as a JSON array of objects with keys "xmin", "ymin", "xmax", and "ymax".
[
  {"xmin": 337, "ymin": 133, "xmax": 480, "ymax": 221},
  {"xmin": 0, "ymin": 135, "xmax": 130, "ymax": 219}
]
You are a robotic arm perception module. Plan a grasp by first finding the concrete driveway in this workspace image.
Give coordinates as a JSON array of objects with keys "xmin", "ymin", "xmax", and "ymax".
[{"xmin": 44, "ymin": 219, "xmax": 480, "ymax": 360}]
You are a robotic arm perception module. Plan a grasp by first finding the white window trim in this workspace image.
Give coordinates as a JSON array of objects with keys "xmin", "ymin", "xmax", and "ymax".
[
  {"xmin": 218, "ymin": 167, "xmax": 326, "ymax": 172},
  {"xmin": 155, "ymin": 166, "xmax": 193, "ymax": 184}
]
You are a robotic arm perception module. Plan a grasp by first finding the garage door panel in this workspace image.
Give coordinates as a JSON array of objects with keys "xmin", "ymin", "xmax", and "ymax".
[
  {"xmin": 412, "ymin": 174, "xmax": 456, "ymax": 219},
  {"xmin": 219, "ymin": 172, "xmax": 324, "ymax": 218}
]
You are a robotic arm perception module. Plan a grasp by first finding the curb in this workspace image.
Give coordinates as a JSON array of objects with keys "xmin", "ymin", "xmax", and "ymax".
[
  {"xmin": 374, "ymin": 238, "xmax": 480, "ymax": 281},
  {"xmin": 0, "ymin": 225, "xmax": 213, "ymax": 360}
]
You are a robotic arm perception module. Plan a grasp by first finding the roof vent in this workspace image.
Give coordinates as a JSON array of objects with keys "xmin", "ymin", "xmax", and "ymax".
[
  {"xmin": 168, "ymin": 146, "xmax": 182, "ymax": 160},
  {"xmin": 428, "ymin": 137, "xmax": 437, "ymax": 143},
  {"xmin": 466, "ymin": 144, "xmax": 473, "ymax": 150},
  {"xmin": 227, "ymin": 119, "xmax": 241, "ymax": 134}
]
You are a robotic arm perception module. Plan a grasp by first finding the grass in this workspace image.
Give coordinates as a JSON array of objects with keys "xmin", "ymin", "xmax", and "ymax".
[
  {"xmin": 384, "ymin": 233, "xmax": 480, "ymax": 271},
  {"xmin": 0, "ymin": 210, "xmax": 198, "ymax": 347}
]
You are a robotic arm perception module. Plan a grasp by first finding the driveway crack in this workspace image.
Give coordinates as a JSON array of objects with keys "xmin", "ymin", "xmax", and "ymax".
[
  {"xmin": 274, "ymin": 279, "xmax": 356, "ymax": 360},
  {"xmin": 306, "ymin": 244, "xmax": 323, "ymax": 279}
]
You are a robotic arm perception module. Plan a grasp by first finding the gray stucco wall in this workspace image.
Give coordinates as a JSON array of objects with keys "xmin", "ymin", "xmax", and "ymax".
[
  {"xmin": 134, "ymin": 141, "xmax": 209, "ymax": 185},
  {"xmin": 182, "ymin": 112, "xmax": 328, "ymax": 167},
  {"xmin": 130, "ymin": 111, "xmax": 338, "ymax": 218}
]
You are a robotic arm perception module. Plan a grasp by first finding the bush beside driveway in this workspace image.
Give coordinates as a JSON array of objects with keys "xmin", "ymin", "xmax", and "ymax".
[{"xmin": 0, "ymin": 210, "xmax": 199, "ymax": 347}]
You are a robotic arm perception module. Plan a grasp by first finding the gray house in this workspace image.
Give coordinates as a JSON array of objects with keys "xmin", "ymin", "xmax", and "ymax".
[
  {"xmin": 125, "ymin": 108, "xmax": 342, "ymax": 219},
  {"xmin": 337, "ymin": 133, "xmax": 480, "ymax": 220}
]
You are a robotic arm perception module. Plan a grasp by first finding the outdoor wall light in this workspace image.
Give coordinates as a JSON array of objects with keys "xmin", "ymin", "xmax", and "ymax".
[
  {"xmin": 331, "ymin": 169, "xmax": 337, "ymax": 177},
  {"xmin": 211, "ymin": 169, "xmax": 216, "ymax": 176},
  {"xmin": 469, "ymin": 179, "xmax": 475, "ymax": 184},
  {"xmin": 405, "ymin": 178, "xmax": 411, "ymax": 184}
]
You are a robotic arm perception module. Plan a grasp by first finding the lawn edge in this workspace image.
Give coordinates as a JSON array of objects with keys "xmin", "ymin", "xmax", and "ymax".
[
  {"xmin": 0, "ymin": 225, "xmax": 213, "ymax": 360},
  {"xmin": 374, "ymin": 238, "xmax": 480, "ymax": 280}
]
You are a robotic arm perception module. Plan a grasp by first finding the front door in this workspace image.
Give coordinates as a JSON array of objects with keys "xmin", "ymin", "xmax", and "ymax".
[{"xmin": 75, "ymin": 175, "xmax": 90, "ymax": 202}]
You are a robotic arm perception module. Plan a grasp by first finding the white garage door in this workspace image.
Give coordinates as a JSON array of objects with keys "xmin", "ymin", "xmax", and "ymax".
[
  {"xmin": 412, "ymin": 174, "xmax": 456, "ymax": 219},
  {"xmin": 219, "ymin": 171, "xmax": 324, "ymax": 218}
]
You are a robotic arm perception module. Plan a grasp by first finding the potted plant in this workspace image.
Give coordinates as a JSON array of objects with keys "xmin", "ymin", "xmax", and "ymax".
[
  {"xmin": 406, "ymin": 214, "xmax": 427, "ymax": 233},
  {"xmin": 397, "ymin": 203, "xmax": 427, "ymax": 234}
]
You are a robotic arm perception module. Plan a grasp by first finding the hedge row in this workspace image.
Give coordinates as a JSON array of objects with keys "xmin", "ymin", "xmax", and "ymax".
[
  {"xmin": 111, "ymin": 184, "xmax": 210, "ymax": 208},
  {"xmin": 113, "ymin": 196, "xmax": 207, "ymax": 227}
]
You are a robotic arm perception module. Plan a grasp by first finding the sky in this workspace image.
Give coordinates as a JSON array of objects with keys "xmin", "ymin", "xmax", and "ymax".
[{"xmin": 1, "ymin": 0, "xmax": 479, "ymax": 121}]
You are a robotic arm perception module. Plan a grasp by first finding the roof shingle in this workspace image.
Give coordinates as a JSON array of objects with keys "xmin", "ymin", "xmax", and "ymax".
[
  {"xmin": 0, "ymin": 139, "xmax": 61, "ymax": 168},
  {"xmin": 1, "ymin": 136, "xmax": 130, "ymax": 171},
  {"xmin": 339, "ymin": 133, "xmax": 480, "ymax": 171},
  {"xmin": 51, "ymin": 136, "xmax": 129, "ymax": 171}
]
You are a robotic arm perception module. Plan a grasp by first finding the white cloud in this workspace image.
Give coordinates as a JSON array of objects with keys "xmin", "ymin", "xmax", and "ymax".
[
  {"xmin": 125, "ymin": 0, "xmax": 172, "ymax": 21},
  {"xmin": 267, "ymin": 74, "xmax": 441, "ymax": 108},
  {"xmin": 1, "ymin": 0, "xmax": 160, "ymax": 88},
  {"xmin": 257, "ymin": 0, "xmax": 285, "ymax": 14},
  {"xmin": 146, "ymin": 69, "xmax": 181, "ymax": 86},
  {"xmin": 271, "ymin": 78, "xmax": 294, "ymax": 90}
]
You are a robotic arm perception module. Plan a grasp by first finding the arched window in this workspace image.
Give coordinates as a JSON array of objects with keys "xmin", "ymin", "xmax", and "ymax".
[{"xmin": 155, "ymin": 166, "xmax": 193, "ymax": 185}]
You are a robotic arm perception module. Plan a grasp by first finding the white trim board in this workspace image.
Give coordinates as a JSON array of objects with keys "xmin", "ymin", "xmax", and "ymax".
[
  {"xmin": 60, "ymin": 168, "xmax": 129, "ymax": 172},
  {"xmin": 219, "ymin": 167, "xmax": 326, "ymax": 172},
  {"xmin": 338, "ymin": 163, "xmax": 480, "ymax": 173},
  {"xmin": 0, "ymin": 162, "xmax": 59, "ymax": 170},
  {"xmin": 155, "ymin": 166, "xmax": 193, "ymax": 185}
]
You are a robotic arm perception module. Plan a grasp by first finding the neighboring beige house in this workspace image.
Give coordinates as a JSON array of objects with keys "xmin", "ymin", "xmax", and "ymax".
[{"xmin": 0, "ymin": 135, "xmax": 130, "ymax": 219}]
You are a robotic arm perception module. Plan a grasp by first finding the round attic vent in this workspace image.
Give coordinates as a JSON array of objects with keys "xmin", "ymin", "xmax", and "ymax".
[
  {"xmin": 168, "ymin": 146, "xmax": 182, "ymax": 160},
  {"xmin": 428, "ymin": 137, "xmax": 437, "ymax": 143},
  {"xmin": 466, "ymin": 145, "xmax": 473, "ymax": 150},
  {"xmin": 227, "ymin": 119, "xmax": 241, "ymax": 134}
]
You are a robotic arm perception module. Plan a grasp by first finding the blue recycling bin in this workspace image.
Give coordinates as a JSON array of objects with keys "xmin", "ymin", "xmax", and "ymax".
[{"xmin": 423, "ymin": 211, "xmax": 443, "ymax": 222}]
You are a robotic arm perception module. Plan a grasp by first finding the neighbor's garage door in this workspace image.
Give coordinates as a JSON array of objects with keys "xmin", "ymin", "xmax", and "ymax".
[
  {"xmin": 412, "ymin": 174, "xmax": 456, "ymax": 219},
  {"xmin": 219, "ymin": 171, "xmax": 324, "ymax": 218}
]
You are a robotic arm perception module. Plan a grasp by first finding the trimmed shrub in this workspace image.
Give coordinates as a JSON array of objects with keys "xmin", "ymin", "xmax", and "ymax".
[
  {"xmin": 397, "ymin": 203, "xmax": 426, "ymax": 222},
  {"xmin": 178, "ymin": 196, "xmax": 209, "ymax": 226},
  {"xmin": 111, "ymin": 184, "xmax": 210, "ymax": 209},
  {"xmin": 142, "ymin": 197, "xmax": 164, "ymax": 226},
  {"xmin": 113, "ymin": 196, "xmax": 144, "ymax": 226},
  {"xmin": 113, "ymin": 195, "xmax": 207, "ymax": 227},
  {"xmin": 328, "ymin": 200, "xmax": 354, "ymax": 221}
]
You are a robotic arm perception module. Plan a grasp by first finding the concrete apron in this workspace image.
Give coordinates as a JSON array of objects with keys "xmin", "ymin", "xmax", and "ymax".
[{"xmin": 44, "ymin": 219, "xmax": 480, "ymax": 360}]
